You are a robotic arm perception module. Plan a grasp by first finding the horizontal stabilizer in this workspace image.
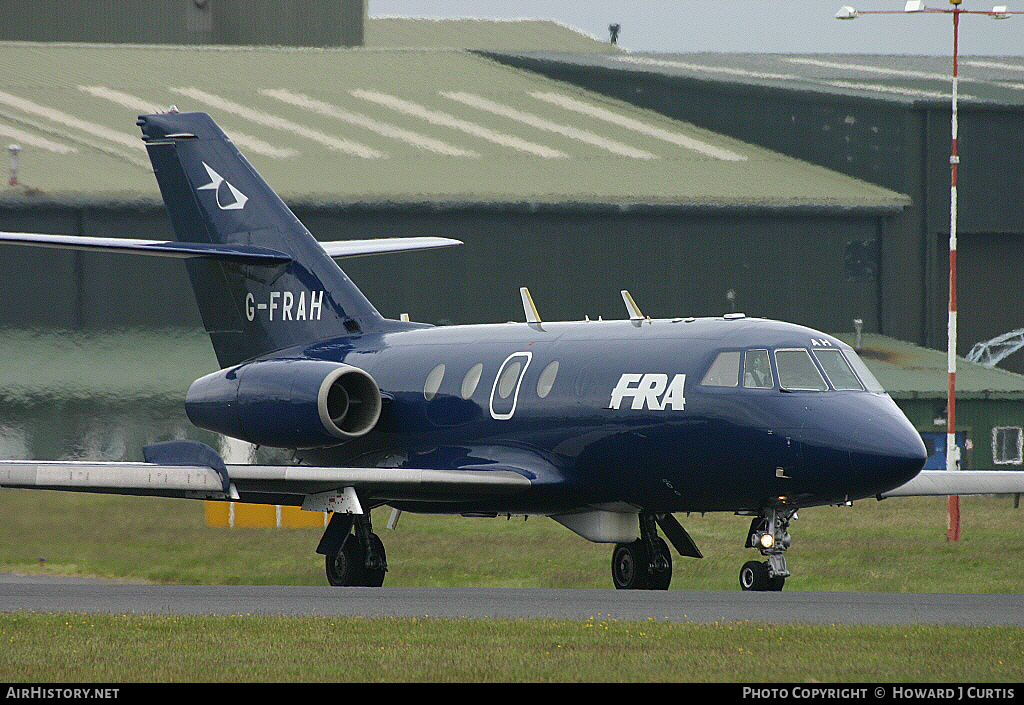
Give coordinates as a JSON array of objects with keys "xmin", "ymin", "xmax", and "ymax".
[
  {"xmin": 0, "ymin": 231, "xmax": 290, "ymax": 263},
  {"xmin": 880, "ymin": 470, "xmax": 1024, "ymax": 498},
  {"xmin": 321, "ymin": 237, "xmax": 462, "ymax": 259},
  {"xmin": 0, "ymin": 232, "xmax": 461, "ymax": 263}
]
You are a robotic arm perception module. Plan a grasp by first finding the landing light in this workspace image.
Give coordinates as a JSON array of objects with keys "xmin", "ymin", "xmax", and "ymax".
[{"xmin": 759, "ymin": 534, "xmax": 775, "ymax": 549}]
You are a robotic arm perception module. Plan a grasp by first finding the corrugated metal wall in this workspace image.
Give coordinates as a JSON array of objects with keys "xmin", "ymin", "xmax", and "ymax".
[
  {"xmin": 488, "ymin": 54, "xmax": 1024, "ymax": 376},
  {"xmin": 0, "ymin": 201, "xmax": 891, "ymax": 338},
  {"xmin": 0, "ymin": 0, "xmax": 365, "ymax": 47}
]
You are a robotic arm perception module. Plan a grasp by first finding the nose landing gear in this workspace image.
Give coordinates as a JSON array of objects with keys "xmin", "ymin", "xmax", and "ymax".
[{"xmin": 740, "ymin": 506, "xmax": 795, "ymax": 591}]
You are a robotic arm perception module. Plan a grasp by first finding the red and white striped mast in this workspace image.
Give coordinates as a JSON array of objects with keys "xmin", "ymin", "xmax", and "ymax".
[
  {"xmin": 838, "ymin": 1, "xmax": 1019, "ymax": 540},
  {"xmin": 947, "ymin": 1, "xmax": 962, "ymax": 541}
]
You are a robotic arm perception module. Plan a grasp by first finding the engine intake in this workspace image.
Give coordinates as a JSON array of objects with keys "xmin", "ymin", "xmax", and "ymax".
[{"xmin": 185, "ymin": 359, "xmax": 382, "ymax": 448}]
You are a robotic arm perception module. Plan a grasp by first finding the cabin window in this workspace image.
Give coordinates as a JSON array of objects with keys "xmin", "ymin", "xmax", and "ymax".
[
  {"xmin": 774, "ymin": 349, "xmax": 828, "ymax": 391},
  {"xmin": 497, "ymin": 361, "xmax": 523, "ymax": 399},
  {"xmin": 701, "ymin": 351, "xmax": 740, "ymax": 387},
  {"xmin": 743, "ymin": 349, "xmax": 773, "ymax": 389},
  {"xmin": 993, "ymin": 426, "xmax": 1023, "ymax": 465},
  {"xmin": 812, "ymin": 349, "xmax": 864, "ymax": 391},
  {"xmin": 536, "ymin": 360, "xmax": 559, "ymax": 398},
  {"xmin": 423, "ymin": 363, "xmax": 445, "ymax": 401},
  {"xmin": 461, "ymin": 363, "xmax": 483, "ymax": 400}
]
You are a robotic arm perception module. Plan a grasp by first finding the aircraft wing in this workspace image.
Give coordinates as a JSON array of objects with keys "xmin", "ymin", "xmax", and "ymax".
[
  {"xmin": 0, "ymin": 460, "xmax": 232, "ymax": 498},
  {"xmin": 226, "ymin": 464, "xmax": 532, "ymax": 506},
  {"xmin": 0, "ymin": 231, "xmax": 460, "ymax": 263},
  {"xmin": 880, "ymin": 470, "xmax": 1024, "ymax": 498},
  {"xmin": 0, "ymin": 441, "xmax": 532, "ymax": 507}
]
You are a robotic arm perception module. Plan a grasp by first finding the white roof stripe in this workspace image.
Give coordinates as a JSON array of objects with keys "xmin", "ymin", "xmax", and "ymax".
[
  {"xmin": 0, "ymin": 90, "xmax": 141, "ymax": 151},
  {"xmin": 260, "ymin": 88, "xmax": 479, "ymax": 158},
  {"xmin": 529, "ymin": 91, "xmax": 746, "ymax": 161},
  {"xmin": 442, "ymin": 91, "xmax": 658, "ymax": 160},
  {"xmin": 77, "ymin": 85, "xmax": 163, "ymax": 115},
  {"xmin": 964, "ymin": 60, "xmax": 1024, "ymax": 73},
  {"xmin": 350, "ymin": 89, "xmax": 567, "ymax": 159},
  {"xmin": 820, "ymin": 80, "xmax": 973, "ymax": 101},
  {"xmin": 786, "ymin": 57, "xmax": 951, "ymax": 83},
  {"xmin": 0, "ymin": 123, "xmax": 77, "ymax": 154},
  {"xmin": 170, "ymin": 87, "xmax": 384, "ymax": 159},
  {"xmin": 612, "ymin": 56, "xmax": 799, "ymax": 82},
  {"xmin": 78, "ymin": 86, "xmax": 297, "ymax": 159}
]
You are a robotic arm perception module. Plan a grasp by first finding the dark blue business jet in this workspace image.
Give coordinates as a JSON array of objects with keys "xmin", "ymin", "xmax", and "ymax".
[{"xmin": 2, "ymin": 112, "xmax": 1020, "ymax": 591}]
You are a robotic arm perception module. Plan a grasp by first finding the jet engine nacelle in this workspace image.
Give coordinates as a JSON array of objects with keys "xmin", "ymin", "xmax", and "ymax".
[{"xmin": 185, "ymin": 359, "xmax": 382, "ymax": 448}]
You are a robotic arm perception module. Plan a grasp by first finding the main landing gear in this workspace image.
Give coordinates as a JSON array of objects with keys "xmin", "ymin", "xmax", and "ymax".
[
  {"xmin": 739, "ymin": 506, "xmax": 795, "ymax": 591},
  {"xmin": 611, "ymin": 512, "xmax": 703, "ymax": 590},
  {"xmin": 318, "ymin": 512, "xmax": 387, "ymax": 587}
]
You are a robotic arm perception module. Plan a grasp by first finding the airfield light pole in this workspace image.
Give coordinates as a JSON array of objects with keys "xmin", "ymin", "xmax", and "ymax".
[{"xmin": 837, "ymin": 1, "xmax": 1019, "ymax": 540}]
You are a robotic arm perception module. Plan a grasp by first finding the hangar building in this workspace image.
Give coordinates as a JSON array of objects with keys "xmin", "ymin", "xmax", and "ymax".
[
  {"xmin": 0, "ymin": 20, "xmax": 904, "ymax": 341},
  {"xmin": 491, "ymin": 51, "xmax": 1024, "ymax": 374}
]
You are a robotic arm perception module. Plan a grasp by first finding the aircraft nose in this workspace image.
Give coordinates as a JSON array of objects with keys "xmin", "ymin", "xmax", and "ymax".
[
  {"xmin": 843, "ymin": 401, "xmax": 928, "ymax": 496},
  {"xmin": 795, "ymin": 394, "xmax": 927, "ymax": 501}
]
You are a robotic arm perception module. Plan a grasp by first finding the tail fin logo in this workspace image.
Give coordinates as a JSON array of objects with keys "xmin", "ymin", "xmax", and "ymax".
[{"xmin": 197, "ymin": 162, "xmax": 249, "ymax": 211}]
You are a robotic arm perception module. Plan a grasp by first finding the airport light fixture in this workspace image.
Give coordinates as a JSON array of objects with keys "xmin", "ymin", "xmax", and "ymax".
[{"xmin": 836, "ymin": 1, "xmax": 1022, "ymax": 541}]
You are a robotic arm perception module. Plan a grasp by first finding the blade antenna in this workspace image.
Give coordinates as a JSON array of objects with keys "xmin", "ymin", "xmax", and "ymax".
[
  {"xmin": 520, "ymin": 287, "xmax": 542, "ymax": 325},
  {"xmin": 621, "ymin": 290, "xmax": 645, "ymax": 322}
]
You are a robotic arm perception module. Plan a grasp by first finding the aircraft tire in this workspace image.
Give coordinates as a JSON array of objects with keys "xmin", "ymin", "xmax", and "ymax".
[
  {"xmin": 362, "ymin": 533, "xmax": 387, "ymax": 588},
  {"xmin": 611, "ymin": 540, "xmax": 651, "ymax": 590},
  {"xmin": 648, "ymin": 537, "xmax": 672, "ymax": 590},
  {"xmin": 739, "ymin": 560, "xmax": 769, "ymax": 591},
  {"xmin": 325, "ymin": 539, "xmax": 366, "ymax": 587}
]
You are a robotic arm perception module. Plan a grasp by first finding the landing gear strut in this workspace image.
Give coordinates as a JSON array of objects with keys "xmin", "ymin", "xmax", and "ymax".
[
  {"xmin": 319, "ymin": 512, "xmax": 388, "ymax": 587},
  {"xmin": 611, "ymin": 513, "xmax": 674, "ymax": 590},
  {"xmin": 739, "ymin": 506, "xmax": 795, "ymax": 592}
]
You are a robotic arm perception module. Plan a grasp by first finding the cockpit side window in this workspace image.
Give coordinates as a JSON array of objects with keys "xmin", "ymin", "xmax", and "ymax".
[
  {"xmin": 812, "ymin": 349, "xmax": 864, "ymax": 391},
  {"xmin": 701, "ymin": 350, "xmax": 740, "ymax": 387},
  {"xmin": 743, "ymin": 349, "xmax": 774, "ymax": 389},
  {"xmin": 774, "ymin": 349, "xmax": 829, "ymax": 391},
  {"xmin": 843, "ymin": 348, "xmax": 886, "ymax": 392}
]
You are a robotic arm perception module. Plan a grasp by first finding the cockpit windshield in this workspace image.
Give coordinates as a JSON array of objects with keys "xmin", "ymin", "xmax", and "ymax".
[
  {"xmin": 700, "ymin": 345, "xmax": 885, "ymax": 393},
  {"xmin": 812, "ymin": 348, "xmax": 863, "ymax": 391},
  {"xmin": 774, "ymin": 349, "xmax": 828, "ymax": 391},
  {"xmin": 839, "ymin": 347, "xmax": 886, "ymax": 392}
]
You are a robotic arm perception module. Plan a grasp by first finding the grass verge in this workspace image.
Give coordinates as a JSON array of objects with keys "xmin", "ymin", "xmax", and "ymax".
[
  {"xmin": 1, "ymin": 491, "xmax": 1022, "ymax": 592},
  {"xmin": 1, "ymin": 613, "xmax": 1022, "ymax": 682},
  {"xmin": 2, "ymin": 490, "xmax": 1022, "ymax": 682}
]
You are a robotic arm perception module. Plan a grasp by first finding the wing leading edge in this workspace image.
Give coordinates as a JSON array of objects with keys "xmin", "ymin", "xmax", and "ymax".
[
  {"xmin": 0, "ymin": 442, "xmax": 532, "ymax": 508},
  {"xmin": 0, "ymin": 231, "xmax": 460, "ymax": 263},
  {"xmin": 880, "ymin": 470, "xmax": 1024, "ymax": 498}
]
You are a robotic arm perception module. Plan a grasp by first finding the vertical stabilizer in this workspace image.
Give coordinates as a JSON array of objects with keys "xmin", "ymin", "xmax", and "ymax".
[{"xmin": 137, "ymin": 111, "xmax": 383, "ymax": 368}]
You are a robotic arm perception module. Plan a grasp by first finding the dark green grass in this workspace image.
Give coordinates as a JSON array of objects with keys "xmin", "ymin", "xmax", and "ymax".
[
  {"xmin": 1, "ymin": 613, "xmax": 1022, "ymax": 682},
  {"xmin": 2, "ymin": 491, "xmax": 1023, "ymax": 682},
  {"xmin": 1, "ymin": 490, "xmax": 1022, "ymax": 592}
]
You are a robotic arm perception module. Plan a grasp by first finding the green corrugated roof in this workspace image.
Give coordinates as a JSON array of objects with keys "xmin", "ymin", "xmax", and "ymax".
[
  {"xmin": 505, "ymin": 52, "xmax": 1024, "ymax": 107},
  {"xmin": 0, "ymin": 41, "xmax": 908, "ymax": 208},
  {"xmin": 836, "ymin": 333, "xmax": 1024, "ymax": 399},
  {"xmin": 365, "ymin": 18, "xmax": 617, "ymax": 53}
]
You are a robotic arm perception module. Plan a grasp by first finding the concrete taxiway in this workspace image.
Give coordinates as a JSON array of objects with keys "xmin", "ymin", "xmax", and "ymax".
[{"xmin": 1, "ymin": 578, "xmax": 1022, "ymax": 625}]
